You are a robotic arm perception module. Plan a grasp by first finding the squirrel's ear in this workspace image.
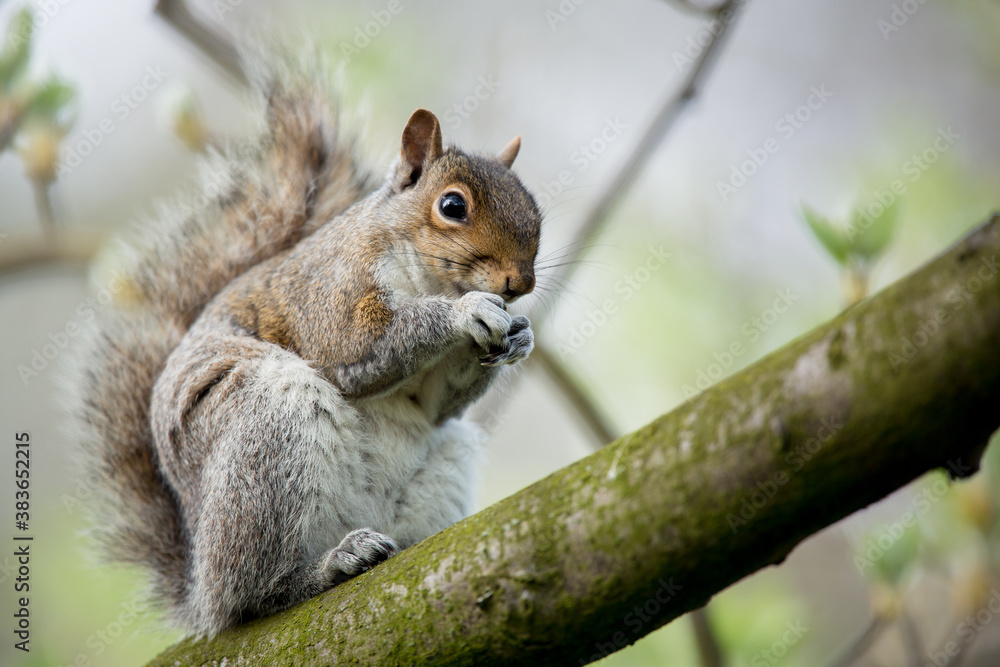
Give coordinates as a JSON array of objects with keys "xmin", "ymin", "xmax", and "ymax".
[
  {"xmin": 496, "ymin": 136, "xmax": 520, "ymax": 168},
  {"xmin": 395, "ymin": 109, "xmax": 443, "ymax": 190}
]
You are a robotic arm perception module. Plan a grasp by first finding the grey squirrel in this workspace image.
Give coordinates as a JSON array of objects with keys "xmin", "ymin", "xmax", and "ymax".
[{"xmin": 67, "ymin": 53, "xmax": 541, "ymax": 636}]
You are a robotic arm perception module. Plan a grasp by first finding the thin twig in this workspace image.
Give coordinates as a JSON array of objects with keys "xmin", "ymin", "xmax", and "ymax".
[
  {"xmin": 825, "ymin": 614, "xmax": 889, "ymax": 667},
  {"xmin": 530, "ymin": 343, "xmax": 617, "ymax": 446},
  {"xmin": 691, "ymin": 606, "xmax": 725, "ymax": 667},
  {"xmin": 898, "ymin": 610, "xmax": 924, "ymax": 667},
  {"xmin": 154, "ymin": 0, "xmax": 247, "ymax": 83},
  {"xmin": 537, "ymin": 0, "xmax": 743, "ymax": 320},
  {"xmin": 662, "ymin": 0, "xmax": 732, "ymax": 16},
  {"xmin": 930, "ymin": 613, "xmax": 979, "ymax": 667},
  {"xmin": 524, "ymin": 0, "xmax": 746, "ymax": 448},
  {"xmin": 0, "ymin": 114, "xmax": 21, "ymax": 153},
  {"xmin": 31, "ymin": 178, "xmax": 56, "ymax": 245},
  {"xmin": 0, "ymin": 230, "xmax": 104, "ymax": 276}
]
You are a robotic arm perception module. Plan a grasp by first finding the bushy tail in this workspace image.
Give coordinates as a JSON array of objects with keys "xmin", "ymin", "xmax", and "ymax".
[{"xmin": 66, "ymin": 52, "xmax": 376, "ymax": 625}]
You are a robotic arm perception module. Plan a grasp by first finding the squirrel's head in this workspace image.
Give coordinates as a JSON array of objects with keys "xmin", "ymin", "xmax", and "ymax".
[{"xmin": 385, "ymin": 109, "xmax": 541, "ymax": 303}]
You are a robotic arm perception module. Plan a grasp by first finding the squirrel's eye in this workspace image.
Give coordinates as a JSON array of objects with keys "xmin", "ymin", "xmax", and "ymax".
[{"xmin": 439, "ymin": 192, "xmax": 467, "ymax": 221}]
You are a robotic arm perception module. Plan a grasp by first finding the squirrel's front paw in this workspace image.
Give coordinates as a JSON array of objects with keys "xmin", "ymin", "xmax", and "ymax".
[
  {"xmin": 325, "ymin": 528, "xmax": 400, "ymax": 585},
  {"xmin": 455, "ymin": 291, "xmax": 513, "ymax": 349},
  {"xmin": 480, "ymin": 315, "xmax": 534, "ymax": 367}
]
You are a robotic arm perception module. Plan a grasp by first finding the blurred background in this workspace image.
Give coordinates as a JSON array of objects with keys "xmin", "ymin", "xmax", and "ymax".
[{"xmin": 2, "ymin": 0, "xmax": 1000, "ymax": 665}]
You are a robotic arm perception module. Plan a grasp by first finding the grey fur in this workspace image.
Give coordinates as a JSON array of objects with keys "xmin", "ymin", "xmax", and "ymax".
[{"xmin": 67, "ymin": 52, "xmax": 541, "ymax": 637}]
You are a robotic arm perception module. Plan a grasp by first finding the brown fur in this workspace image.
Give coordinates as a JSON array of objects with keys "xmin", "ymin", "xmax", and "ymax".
[
  {"xmin": 68, "ymin": 52, "xmax": 377, "ymax": 628},
  {"xmin": 355, "ymin": 288, "xmax": 395, "ymax": 335},
  {"xmin": 69, "ymin": 54, "xmax": 542, "ymax": 637}
]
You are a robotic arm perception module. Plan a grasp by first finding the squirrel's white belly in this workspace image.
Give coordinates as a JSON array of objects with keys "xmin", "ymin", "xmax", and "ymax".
[{"xmin": 298, "ymin": 361, "xmax": 483, "ymax": 558}]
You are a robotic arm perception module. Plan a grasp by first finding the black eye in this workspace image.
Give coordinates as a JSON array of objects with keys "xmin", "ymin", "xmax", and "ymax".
[{"xmin": 439, "ymin": 192, "xmax": 467, "ymax": 221}]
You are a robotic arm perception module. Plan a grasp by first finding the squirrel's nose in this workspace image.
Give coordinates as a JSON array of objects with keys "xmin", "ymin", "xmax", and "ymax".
[{"xmin": 502, "ymin": 273, "xmax": 535, "ymax": 301}]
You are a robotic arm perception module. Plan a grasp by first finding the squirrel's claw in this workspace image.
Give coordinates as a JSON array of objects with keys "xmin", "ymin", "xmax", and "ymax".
[
  {"xmin": 479, "ymin": 315, "xmax": 534, "ymax": 367},
  {"xmin": 326, "ymin": 528, "xmax": 400, "ymax": 586}
]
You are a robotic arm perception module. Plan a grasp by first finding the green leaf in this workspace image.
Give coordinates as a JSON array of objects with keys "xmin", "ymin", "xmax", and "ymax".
[
  {"xmin": 851, "ymin": 198, "xmax": 898, "ymax": 261},
  {"xmin": 24, "ymin": 77, "xmax": 76, "ymax": 125},
  {"xmin": 0, "ymin": 8, "xmax": 34, "ymax": 91},
  {"xmin": 859, "ymin": 519, "xmax": 921, "ymax": 586},
  {"xmin": 801, "ymin": 204, "xmax": 851, "ymax": 266}
]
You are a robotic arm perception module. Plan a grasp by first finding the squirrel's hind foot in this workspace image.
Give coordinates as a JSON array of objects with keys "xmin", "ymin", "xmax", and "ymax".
[{"xmin": 326, "ymin": 528, "xmax": 400, "ymax": 586}]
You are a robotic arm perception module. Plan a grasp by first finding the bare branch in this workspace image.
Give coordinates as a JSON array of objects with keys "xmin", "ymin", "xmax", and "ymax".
[
  {"xmin": 691, "ymin": 606, "xmax": 725, "ymax": 667},
  {"xmin": 899, "ymin": 610, "xmax": 924, "ymax": 667},
  {"xmin": 30, "ymin": 179, "xmax": 56, "ymax": 245},
  {"xmin": 0, "ymin": 230, "xmax": 104, "ymax": 276},
  {"xmin": 536, "ymin": 0, "xmax": 743, "ymax": 318},
  {"xmin": 154, "ymin": 0, "xmax": 246, "ymax": 83},
  {"xmin": 825, "ymin": 615, "xmax": 890, "ymax": 667},
  {"xmin": 530, "ymin": 343, "xmax": 617, "ymax": 446},
  {"xmin": 662, "ymin": 0, "xmax": 733, "ymax": 16}
]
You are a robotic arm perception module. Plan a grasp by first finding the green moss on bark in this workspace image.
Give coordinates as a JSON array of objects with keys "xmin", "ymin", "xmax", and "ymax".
[{"xmin": 150, "ymin": 215, "xmax": 1000, "ymax": 667}]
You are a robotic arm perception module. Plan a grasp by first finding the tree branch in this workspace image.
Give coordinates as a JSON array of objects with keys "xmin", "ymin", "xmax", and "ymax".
[
  {"xmin": 530, "ymin": 344, "xmax": 617, "ymax": 446},
  {"xmin": 690, "ymin": 605, "xmax": 725, "ymax": 667},
  {"xmin": 30, "ymin": 178, "xmax": 57, "ymax": 244},
  {"xmin": 148, "ymin": 215, "xmax": 1000, "ymax": 666},
  {"xmin": 154, "ymin": 0, "xmax": 246, "ymax": 84},
  {"xmin": 825, "ymin": 615, "xmax": 889, "ymax": 667},
  {"xmin": 0, "ymin": 230, "xmax": 104, "ymax": 276},
  {"xmin": 662, "ymin": 0, "xmax": 733, "ymax": 16},
  {"xmin": 536, "ymin": 0, "xmax": 743, "ymax": 313}
]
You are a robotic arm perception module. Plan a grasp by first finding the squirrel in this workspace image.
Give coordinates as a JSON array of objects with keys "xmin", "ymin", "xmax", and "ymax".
[{"xmin": 67, "ymin": 53, "xmax": 541, "ymax": 637}]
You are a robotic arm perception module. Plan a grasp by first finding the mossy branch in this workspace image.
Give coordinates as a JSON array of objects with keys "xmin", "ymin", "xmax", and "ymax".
[{"xmin": 149, "ymin": 214, "xmax": 1000, "ymax": 667}]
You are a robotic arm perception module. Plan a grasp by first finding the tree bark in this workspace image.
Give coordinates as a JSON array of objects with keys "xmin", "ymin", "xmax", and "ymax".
[{"xmin": 149, "ymin": 214, "xmax": 1000, "ymax": 667}]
